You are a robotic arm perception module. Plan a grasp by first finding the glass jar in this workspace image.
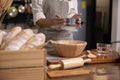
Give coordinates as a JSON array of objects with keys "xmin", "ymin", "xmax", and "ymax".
[{"xmin": 96, "ymin": 43, "xmax": 113, "ymax": 57}]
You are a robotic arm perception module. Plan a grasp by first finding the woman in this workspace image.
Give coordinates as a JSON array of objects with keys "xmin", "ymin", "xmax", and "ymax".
[{"xmin": 32, "ymin": 0, "xmax": 82, "ymax": 40}]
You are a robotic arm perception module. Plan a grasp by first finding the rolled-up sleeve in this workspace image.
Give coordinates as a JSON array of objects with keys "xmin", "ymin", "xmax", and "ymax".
[
  {"xmin": 74, "ymin": 0, "xmax": 78, "ymax": 13},
  {"xmin": 32, "ymin": 0, "xmax": 46, "ymax": 25},
  {"xmin": 67, "ymin": 0, "xmax": 78, "ymax": 18}
]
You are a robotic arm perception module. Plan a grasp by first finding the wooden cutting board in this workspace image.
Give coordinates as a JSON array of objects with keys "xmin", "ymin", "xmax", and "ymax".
[
  {"xmin": 47, "ymin": 69, "xmax": 92, "ymax": 78},
  {"xmin": 86, "ymin": 50, "xmax": 120, "ymax": 64},
  {"xmin": 47, "ymin": 50, "xmax": 120, "ymax": 65}
]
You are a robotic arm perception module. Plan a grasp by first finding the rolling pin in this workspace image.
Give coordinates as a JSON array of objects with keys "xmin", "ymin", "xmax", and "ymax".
[{"xmin": 48, "ymin": 57, "xmax": 91, "ymax": 70}]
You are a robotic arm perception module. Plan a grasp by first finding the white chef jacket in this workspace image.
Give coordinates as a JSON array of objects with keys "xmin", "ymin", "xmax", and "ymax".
[{"xmin": 32, "ymin": 0, "xmax": 79, "ymax": 40}]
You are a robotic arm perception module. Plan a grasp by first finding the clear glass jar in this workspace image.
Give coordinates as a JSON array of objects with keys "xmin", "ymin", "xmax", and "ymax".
[{"xmin": 96, "ymin": 43, "xmax": 113, "ymax": 57}]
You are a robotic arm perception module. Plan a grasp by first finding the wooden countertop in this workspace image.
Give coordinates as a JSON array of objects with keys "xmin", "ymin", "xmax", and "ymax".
[
  {"xmin": 47, "ymin": 50, "xmax": 120, "ymax": 80},
  {"xmin": 47, "ymin": 63, "xmax": 120, "ymax": 80}
]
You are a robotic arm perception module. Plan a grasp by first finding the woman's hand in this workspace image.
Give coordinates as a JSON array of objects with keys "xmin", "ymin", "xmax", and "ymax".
[
  {"xmin": 50, "ymin": 15, "xmax": 66, "ymax": 28},
  {"xmin": 36, "ymin": 15, "xmax": 66, "ymax": 28},
  {"xmin": 36, "ymin": 14, "xmax": 82, "ymax": 28},
  {"xmin": 72, "ymin": 13, "xmax": 82, "ymax": 27}
]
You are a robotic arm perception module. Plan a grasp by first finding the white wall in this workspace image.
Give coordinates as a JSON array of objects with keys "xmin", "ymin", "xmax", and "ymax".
[{"xmin": 112, "ymin": 0, "xmax": 120, "ymax": 51}]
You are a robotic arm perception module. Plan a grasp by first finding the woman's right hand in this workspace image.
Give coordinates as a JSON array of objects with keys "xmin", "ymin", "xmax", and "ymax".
[{"xmin": 36, "ymin": 15, "xmax": 66, "ymax": 28}]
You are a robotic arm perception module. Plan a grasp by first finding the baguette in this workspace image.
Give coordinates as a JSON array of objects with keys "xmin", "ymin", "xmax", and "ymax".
[
  {"xmin": 4, "ymin": 29, "xmax": 34, "ymax": 50},
  {"xmin": 21, "ymin": 33, "xmax": 46, "ymax": 50},
  {"xmin": 1, "ymin": 26, "xmax": 22, "ymax": 49}
]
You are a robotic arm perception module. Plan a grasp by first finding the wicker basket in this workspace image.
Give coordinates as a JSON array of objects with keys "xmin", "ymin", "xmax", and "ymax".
[
  {"xmin": 0, "ymin": 0, "xmax": 13, "ymax": 26},
  {"xmin": 50, "ymin": 40, "xmax": 87, "ymax": 58}
]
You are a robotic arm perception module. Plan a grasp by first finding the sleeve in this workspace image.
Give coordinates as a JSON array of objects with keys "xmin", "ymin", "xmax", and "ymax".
[
  {"xmin": 74, "ymin": 0, "xmax": 78, "ymax": 14},
  {"xmin": 67, "ymin": 0, "xmax": 78, "ymax": 18},
  {"xmin": 32, "ymin": 0, "xmax": 46, "ymax": 25}
]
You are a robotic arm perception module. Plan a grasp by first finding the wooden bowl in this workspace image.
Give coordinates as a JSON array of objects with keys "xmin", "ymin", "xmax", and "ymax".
[{"xmin": 50, "ymin": 40, "xmax": 87, "ymax": 58}]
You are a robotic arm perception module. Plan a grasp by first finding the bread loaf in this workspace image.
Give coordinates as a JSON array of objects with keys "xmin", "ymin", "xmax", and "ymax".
[
  {"xmin": 21, "ymin": 33, "xmax": 46, "ymax": 50},
  {"xmin": 0, "ymin": 30, "xmax": 7, "ymax": 46},
  {"xmin": 1, "ymin": 26, "xmax": 22, "ymax": 49},
  {"xmin": 4, "ymin": 29, "xmax": 34, "ymax": 50}
]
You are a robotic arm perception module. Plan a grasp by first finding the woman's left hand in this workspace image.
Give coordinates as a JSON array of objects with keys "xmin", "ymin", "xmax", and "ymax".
[{"xmin": 72, "ymin": 13, "xmax": 82, "ymax": 27}]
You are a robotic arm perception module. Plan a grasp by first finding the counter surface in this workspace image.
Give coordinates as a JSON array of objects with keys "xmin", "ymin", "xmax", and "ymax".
[{"xmin": 47, "ymin": 63, "xmax": 120, "ymax": 80}]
